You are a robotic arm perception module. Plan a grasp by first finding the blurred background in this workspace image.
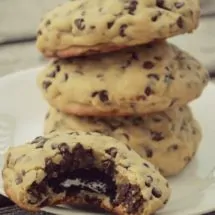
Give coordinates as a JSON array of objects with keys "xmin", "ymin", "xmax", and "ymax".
[{"xmin": 0, "ymin": 0, "xmax": 214, "ymax": 76}]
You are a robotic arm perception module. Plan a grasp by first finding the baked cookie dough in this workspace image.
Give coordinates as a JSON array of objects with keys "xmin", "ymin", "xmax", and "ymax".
[
  {"xmin": 37, "ymin": 42, "xmax": 209, "ymax": 116},
  {"xmin": 36, "ymin": 0, "xmax": 200, "ymax": 57},
  {"xmin": 3, "ymin": 131, "xmax": 170, "ymax": 214},
  {"xmin": 44, "ymin": 106, "xmax": 202, "ymax": 177}
]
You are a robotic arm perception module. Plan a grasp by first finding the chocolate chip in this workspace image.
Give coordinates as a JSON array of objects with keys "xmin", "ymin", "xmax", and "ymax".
[
  {"xmin": 126, "ymin": 144, "xmax": 132, "ymax": 151},
  {"xmin": 152, "ymin": 117, "xmax": 162, "ymax": 122},
  {"xmin": 145, "ymin": 86, "xmax": 154, "ymax": 96},
  {"xmin": 145, "ymin": 147, "xmax": 153, "ymax": 158},
  {"xmin": 121, "ymin": 59, "xmax": 132, "ymax": 69},
  {"xmin": 175, "ymin": 2, "xmax": 185, "ymax": 9},
  {"xmin": 177, "ymin": 17, "xmax": 184, "ymax": 28},
  {"xmin": 151, "ymin": 11, "xmax": 162, "ymax": 22},
  {"xmin": 105, "ymin": 147, "xmax": 118, "ymax": 158},
  {"xmin": 92, "ymin": 90, "xmax": 109, "ymax": 102},
  {"xmin": 132, "ymin": 116, "xmax": 143, "ymax": 126},
  {"xmin": 64, "ymin": 73, "xmax": 69, "ymax": 81},
  {"xmin": 167, "ymin": 144, "xmax": 178, "ymax": 152},
  {"xmin": 47, "ymin": 71, "xmax": 57, "ymax": 78},
  {"xmin": 45, "ymin": 112, "xmax": 50, "ymax": 119},
  {"xmin": 154, "ymin": 56, "xmax": 162, "ymax": 61},
  {"xmin": 122, "ymin": 133, "xmax": 130, "ymax": 141},
  {"xmin": 56, "ymin": 65, "xmax": 61, "ymax": 72},
  {"xmin": 143, "ymin": 61, "xmax": 154, "ymax": 69},
  {"xmin": 163, "ymin": 199, "xmax": 168, "ymax": 205},
  {"xmin": 125, "ymin": 0, "xmax": 138, "ymax": 15},
  {"xmin": 42, "ymin": 81, "xmax": 52, "ymax": 90},
  {"xmin": 119, "ymin": 24, "xmax": 128, "ymax": 37},
  {"xmin": 74, "ymin": 18, "xmax": 85, "ymax": 30},
  {"xmin": 143, "ymin": 162, "xmax": 149, "ymax": 168},
  {"xmin": 102, "ymin": 159, "xmax": 115, "ymax": 176},
  {"xmin": 114, "ymin": 184, "xmax": 144, "ymax": 214},
  {"xmin": 15, "ymin": 175, "xmax": 23, "ymax": 185},
  {"xmin": 147, "ymin": 74, "xmax": 160, "ymax": 81},
  {"xmin": 107, "ymin": 21, "xmax": 114, "ymax": 29},
  {"xmin": 152, "ymin": 187, "xmax": 162, "ymax": 198},
  {"xmin": 156, "ymin": 0, "xmax": 165, "ymax": 8},
  {"xmin": 184, "ymin": 156, "xmax": 191, "ymax": 163},
  {"xmin": 85, "ymin": 195, "xmax": 102, "ymax": 205},
  {"xmin": 136, "ymin": 95, "xmax": 146, "ymax": 101},
  {"xmin": 45, "ymin": 20, "xmax": 51, "ymax": 26},
  {"xmin": 131, "ymin": 52, "xmax": 139, "ymax": 60},
  {"xmin": 151, "ymin": 131, "xmax": 164, "ymax": 141},
  {"xmin": 37, "ymin": 30, "xmax": 42, "ymax": 36},
  {"xmin": 58, "ymin": 143, "xmax": 70, "ymax": 154},
  {"xmin": 90, "ymin": 25, "xmax": 96, "ymax": 30},
  {"xmin": 31, "ymin": 136, "xmax": 48, "ymax": 148},
  {"xmin": 145, "ymin": 176, "xmax": 153, "ymax": 187}
]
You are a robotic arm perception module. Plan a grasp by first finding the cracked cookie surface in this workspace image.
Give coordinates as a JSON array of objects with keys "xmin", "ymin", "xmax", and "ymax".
[
  {"xmin": 37, "ymin": 42, "xmax": 209, "ymax": 116},
  {"xmin": 3, "ymin": 131, "xmax": 170, "ymax": 214},
  {"xmin": 44, "ymin": 106, "xmax": 202, "ymax": 176},
  {"xmin": 36, "ymin": 0, "xmax": 200, "ymax": 57}
]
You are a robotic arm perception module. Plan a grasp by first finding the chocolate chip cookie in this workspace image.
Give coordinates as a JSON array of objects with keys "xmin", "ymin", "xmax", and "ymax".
[
  {"xmin": 3, "ymin": 131, "xmax": 170, "ymax": 214},
  {"xmin": 36, "ymin": 0, "xmax": 200, "ymax": 58},
  {"xmin": 44, "ymin": 106, "xmax": 201, "ymax": 176},
  {"xmin": 37, "ymin": 42, "xmax": 209, "ymax": 116}
]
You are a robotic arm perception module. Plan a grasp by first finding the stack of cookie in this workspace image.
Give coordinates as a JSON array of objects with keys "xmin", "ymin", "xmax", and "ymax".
[
  {"xmin": 2, "ymin": 0, "xmax": 209, "ymax": 214},
  {"xmin": 36, "ymin": 0, "xmax": 208, "ymax": 177}
]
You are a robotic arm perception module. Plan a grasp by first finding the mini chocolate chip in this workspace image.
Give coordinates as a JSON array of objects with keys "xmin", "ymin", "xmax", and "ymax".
[
  {"xmin": 119, "ymin": 24, "xmax": 128, "ymax": 37},
  {"xmin": 107, "ymin": 21, "xmax": 114, "ymax": 29},
  {"xmin": 145, "ymin": 147, "xmax": 153, "ymax": 158},
  {"xmin": 143, "ymin": 61, "xmax": 154, "ymax": 69},
  {"xmin": 152, "ymin": 187, "xmax": 162, "ymax": 198},
  {"xmin": 64, "ymin": 73, "xmax": 69, "ymax": 81},
  {"xmin": 45, "ymin": 20, "xmax": 51, "ymax": 26},
  {"xmin": 147, "ymin": 74, "xmax": 160, "ymax": 80},
  {"xmin": 56, "ymin": 65, "xmax": 61, "ymax": 72},
  {"xmin": 74, "ymin": 18, "xmax": 85, "ymax": 30},
  {"xmin": 121, "ymin": 59, "xmax": 132, "ymax": 69},
  {"xmin": 45, "ymin": 112, "xmax": 50, "ymax": 119},
  {"xmin": 175, "ymin": 2, "xmax": 185, "ymax": 9},
  {"xmin": 151, "ymin": 131, "xmax": 164, "ymax": 141},
  {"xmin": 105, "ymin": 147, "xmax": 118, "ymax": 158},
  {"xmin": 31, "ymin": 136, "xmax": 48, "ymax": 148},
  {"xmin": 177, "ymin": 17, "xmax": 184, "ymax": 28},
  {"xmin": 42, "ymin": 81, "xmax": 52, "ymax": 90},
  {"xmin": 167, "ymin": 144, "xmax": 178, "ymax": 151},
  {"xmin": 145, "ymin": 175, "xmax": 153, "ymax": 187},
  {"xmin": 145, "ymin": 86, "xmax": 154, "ymax": 96}
]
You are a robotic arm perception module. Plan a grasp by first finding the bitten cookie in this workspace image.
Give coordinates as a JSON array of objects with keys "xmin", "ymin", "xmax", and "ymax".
[
  {"xmin": 3, "ymin": 131, "xmax": 170, "ymax": 214},
  {"xmin": 36, "ymin": 0, "xmax": 200, "ymax": 58},
  {"xmin": 37, "ymin": 42, "xmax": 209, "ymax": 116},
  {"xmin": 44, "ymin": 106, "xmax": 202, "ymax": 176}
]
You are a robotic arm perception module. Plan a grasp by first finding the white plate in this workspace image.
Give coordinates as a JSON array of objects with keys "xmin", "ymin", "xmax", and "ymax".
[{"xmin": 0, "ymin": 67, "xmax": 215, "ymax": 215}]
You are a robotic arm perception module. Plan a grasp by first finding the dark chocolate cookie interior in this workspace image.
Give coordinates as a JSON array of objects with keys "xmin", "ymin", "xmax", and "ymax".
[{"xmin": 27, "ymin": 142, "xmax": 145, "ymax": 213}]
